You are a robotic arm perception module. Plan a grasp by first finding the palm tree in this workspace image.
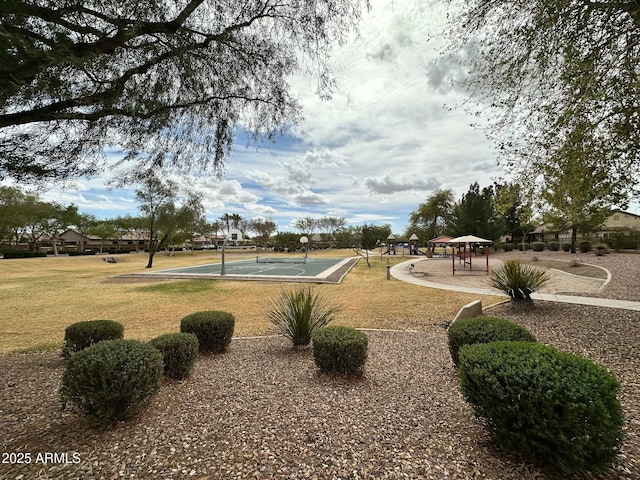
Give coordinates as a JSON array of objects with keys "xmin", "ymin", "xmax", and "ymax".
[{"xmin": 220, "ymin": 213, "xmax": 231, "ymax": 232}]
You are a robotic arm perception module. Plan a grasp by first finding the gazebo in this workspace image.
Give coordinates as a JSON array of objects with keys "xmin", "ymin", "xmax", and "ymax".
[
  {"xmin": 427, "ymin": 235, "xmax": 455, "ymax": 257},
  {"xmin": 448, "ymin": 235, "xmax": 493, "ymax": 275}
]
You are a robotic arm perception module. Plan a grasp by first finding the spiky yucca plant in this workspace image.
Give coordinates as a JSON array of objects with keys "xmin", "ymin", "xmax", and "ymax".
[
  {"xmin": 489, "ymin": 260, "xmax": 550, "ymax": 303},
  {"xmin": 267, "ymin": 285, "xmax": 341, "ymax": 346}
]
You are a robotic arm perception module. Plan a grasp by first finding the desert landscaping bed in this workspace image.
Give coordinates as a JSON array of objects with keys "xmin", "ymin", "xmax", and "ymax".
[{"xmin": 1, "ymin": 302, "xmax": 639, "ymax": 479}]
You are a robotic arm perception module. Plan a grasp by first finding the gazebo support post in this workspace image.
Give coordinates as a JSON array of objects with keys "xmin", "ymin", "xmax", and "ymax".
[
  {"xmin": 485, "ymin": 246, "xmax": 489, "ymax": 273},
  {"xmin": 452, "ymin": 247, "xmax": 455, "ymax": 275}
]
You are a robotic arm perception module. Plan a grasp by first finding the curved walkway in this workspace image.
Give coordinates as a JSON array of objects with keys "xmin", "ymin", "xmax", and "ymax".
[{"xmin": 391, "ymin": 258, "xmax": 640, "ymax": 311}]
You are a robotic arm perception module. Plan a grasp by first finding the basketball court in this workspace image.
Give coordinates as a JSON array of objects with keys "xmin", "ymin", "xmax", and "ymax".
[{"xmin": 119, "ymin": 256, "xmax": 358, "ymax": 284}]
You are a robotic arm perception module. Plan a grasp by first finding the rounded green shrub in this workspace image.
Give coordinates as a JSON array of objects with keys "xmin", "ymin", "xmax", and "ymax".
[
  {"xmin": 62, "ymin": 319, "xmax": 124, "ymax": 357},
  {"xmin": 561, "ymin": 242, "xmax": 571, "ymax": 252},
  {"xmin": 180, "ymin": 310, "xmax": 234, "ymax": 353},
  {"xmin": 60, "ymin": 339, "xmax": 164, "ymax": 426},
  {"xmin": 548, "ymin": 241, "xmax": 560, "ymax": 251},
  {"xmin": 502, "ymin": 243, "xmax": 514, "ymax": 252},
  {"xmin": 458, "ymin": 341, "xmax": 623, "ymax": 474},
  {"xmin": 579, "ymin": 240, "xmax": 592, "ymax": 253},
  {"xmin": 150, "ymin": 332, "xmax": 199, "ymax": 380},
  {"xmin": 312, "ymin": 326, "xmax": 368, "ymax": 374},
  {"xmin": 447, "ymin": 316, "xmax": 536, "ymax": 366},
  {"xmin": 530, "ymin": 241, "xmax": 545, "ymax": 252},
  {"xmin": 517, "ymin": 242, "xmax": 529, "ymax": 251}
]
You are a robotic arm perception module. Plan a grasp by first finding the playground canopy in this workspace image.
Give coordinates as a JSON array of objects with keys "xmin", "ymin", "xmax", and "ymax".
[
  {"xmin": 448, "ymin": 235, "xmax": 493, "ymax": 275},
  {"xmin": 428, "ymin": 235, "xmax": 454, "ymax": 245}
]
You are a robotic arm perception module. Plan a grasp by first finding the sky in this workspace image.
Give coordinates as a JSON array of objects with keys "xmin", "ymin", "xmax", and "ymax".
[{"xmin": 22, "ymin": 1, "xmax": 636, "ymax": 235}]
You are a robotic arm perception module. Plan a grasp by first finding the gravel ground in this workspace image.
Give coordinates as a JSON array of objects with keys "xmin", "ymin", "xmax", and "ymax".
[
  {"xmin": 1, "ymin": 253, "xmax": 639, "ymax": 480},
  {"xmin": 493, "ymin": 250, "xmax": 639, "ymax": 300}
]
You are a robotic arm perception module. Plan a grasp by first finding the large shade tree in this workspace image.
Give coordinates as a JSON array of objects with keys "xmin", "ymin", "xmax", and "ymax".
[
  {"xmin": 444, "ymin": 0, "xmax": 640, "ymax": 204},
  {"xmin": 540, "ymin": 119, "xmax": 629, "ymax": 253},
  {"xmin": 249, "ymin": 217, "xmax": 277, "ymax": 248},
  {"xmin": 493, "ymin": 182, "xmax": 536, "ymax": 245},
  {"xmin": 0, "ymin": 185, "xmax": 39, "ymax": 246},
  {"xmin": 136, "ymin": 174, "xmax": 203, "ymax": 268},
  {"xmin": 0, "ymin": 0, "xmax": 369, "ymax": 183},
  {"xmin": 405, "ymin": 188, "xmax": 454, "ymax": 249},
  {"xmin": 450, "ymin": 182, "xmax": 503, "ymax": 240}
]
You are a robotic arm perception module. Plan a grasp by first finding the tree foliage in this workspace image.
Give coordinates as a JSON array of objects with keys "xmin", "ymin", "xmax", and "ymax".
[
  {"xmin": 405, "ymin": 188, "xmax": 454, "ymax": 245},
  {"xmin": 539, "ymin": 119, "xmax": 627, "ymax": 252},
  {"xmin": 0, "ymin": 0, "xmax": 369, "ymax": 183},
  {"xmin": 359, "ymin": 223, "xmax": 391, "ymax": 250},
  {"xmin": 248, "ymin": 217, "xmax": 277, "ymax": 247},
  {"xmin": 493, "ymin": 182, "xmax": 536, "ymax": 243},
  {"xmin": 135, "ymin": 174, "xmax": 203, "ymax": 267},
  {"xmin": 0, "ymin": 185, "xmax": 39, "ymax": 246},
  {"xmin": 445, "ymin": 0, "xmax": 640, "ymax": 204},
  {"xmin": 450, "ymin": 182, "xmax": 503, "ymax": 240}
]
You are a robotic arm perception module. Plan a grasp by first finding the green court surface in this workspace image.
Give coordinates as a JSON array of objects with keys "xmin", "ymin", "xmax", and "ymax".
[{"xmin": 122, "ymin": 257, "xmax": 358, "ymax": 284}]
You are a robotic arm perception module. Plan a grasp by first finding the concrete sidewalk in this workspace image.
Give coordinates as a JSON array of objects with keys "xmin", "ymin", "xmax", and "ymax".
[{"xmin": 390, "ymin": 259, "xmax": 640, "ymax": 311}]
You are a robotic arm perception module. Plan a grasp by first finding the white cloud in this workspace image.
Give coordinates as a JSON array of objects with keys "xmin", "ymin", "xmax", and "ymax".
[
  {"xmin": 364, "ymin": 174, "xmax": 440, "ymax": 194},
  {"xmin": 32, "ymin": 0, "xmax": 501, "ymax": 234}
]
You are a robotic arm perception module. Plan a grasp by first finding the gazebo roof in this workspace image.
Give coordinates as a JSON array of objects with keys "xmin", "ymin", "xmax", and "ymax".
[
  {"xmin": 428, "ymin": 235, "xmax": 454, "ymax": 244},
  {"xmin": 448, "ymin": 235, "xmax": 493, "ymax": 244}
]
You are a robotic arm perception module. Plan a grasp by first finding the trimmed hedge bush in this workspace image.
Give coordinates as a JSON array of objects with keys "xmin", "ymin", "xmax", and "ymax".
[
  {"xmin": 62, "ymin": 319, "xmax": 124, "ymax": 357},
  {"xmin": 312, "ymin": 326, "xmax": 368, "ymax": 374},
  {"xmin": 458, "ymin": 341, "xmax": 623, "ymax": 474},
  {"xmin": 2, "ymin": 249, "xmax": 28, "ymax": 259},
  {"xmin": 579, "ymin": 240, "xmax": 592, "ymax": 253},
  {"xmin": 517, "ymin": 242, "xmax": 529, "ymax": 251},
  {"xmin": 60, "ymin": 339, "xmax": 164, "ymax": 426},
  {"xmin": 180, "ymin": 310, "xmax": 234, "ymax": 353},
  {"xmin": 561, "ymin": 242, "xmax": 571, "ymax": 252},
  {"xmin": 502, "ymin": 243, "xmax": 514, "ymax": 252},
  {"xmin": 149, "ymin": 332, "xmax": 199, "ymax": 380},
  {"xmin": 447, "ymin": 316, "xmax": 536, "ymax": 366},
  {"xmin": 548, "ymin": 241, "xmax": 560, "ymax": 251},
  {"xmin": 530, "ymin": 241, "xmax": 545, "ymax": 252}
]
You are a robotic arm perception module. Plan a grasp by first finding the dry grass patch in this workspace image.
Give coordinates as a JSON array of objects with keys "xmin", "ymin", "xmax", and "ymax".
[{"xmin": 0, "ymin": 250, "xmax": 501, "ymax": 354}]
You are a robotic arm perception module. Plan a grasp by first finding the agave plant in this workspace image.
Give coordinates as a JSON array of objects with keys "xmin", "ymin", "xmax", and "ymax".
[
  {"xmin": 267, "ymin": 285, "xmax": 341, "ymax": 346},
  {"xmin": 488, "ymin": 260, "xmax": 550, "ymax": 303}
]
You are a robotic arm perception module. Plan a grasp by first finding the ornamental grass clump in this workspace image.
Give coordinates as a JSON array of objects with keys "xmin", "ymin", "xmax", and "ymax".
[
  {"xmin": 488, "ymin": 260, "xmax": 549, "ymax": 304},
  {"xmin": 458, "ymin": 341, "xmax": 623, "ymax": 474},
  {"xmin": 447, "ymin": 316, "xmax": 536, "ymax": 366},
  {"xmin": 62, "ymin": 319, "xmax": 124, "ymax": 357},
  {"xmin": 180, "ymin": 311, "xmax": 234, "ymax": 353},
  {"xmin": 60, "ymin": 339, "xmax": 163, "ymax": 427},
  {"xmin": 149, "ymin": 332, "xmax": 199, "ymax": 380},
  {"xmin": 267, "ymin": 285, "xmax": 341, "ymax": 346}
]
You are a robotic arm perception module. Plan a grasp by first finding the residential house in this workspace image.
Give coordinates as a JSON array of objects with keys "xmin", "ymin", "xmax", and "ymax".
[{"xmin": 524, "ymin": 210, "xmax": 640, "ymax": 249}]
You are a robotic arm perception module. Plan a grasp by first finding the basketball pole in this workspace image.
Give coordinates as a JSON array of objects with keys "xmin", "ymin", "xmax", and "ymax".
[
  {"xmin": 220, "ymin": 229, "xmax": 243, "ymax": 276},
  {"xmin": 221, "ymin": 236, "xmax": 228, "ymax": 275}
]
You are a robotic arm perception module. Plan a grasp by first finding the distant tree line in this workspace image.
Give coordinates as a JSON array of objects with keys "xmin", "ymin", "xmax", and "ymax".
[{"xmin": 404, "ymin": 180, "xmax": 628, "ymax": 254}]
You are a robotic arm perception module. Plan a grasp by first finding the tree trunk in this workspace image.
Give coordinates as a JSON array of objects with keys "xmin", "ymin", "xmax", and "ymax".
[
  {"xmin": 146, "ymin": 249, "xmax": 155, "ymax": 268},
  {"xmin": 570, "ymin": 227, "xmax": 577, "ymax": 253}
]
